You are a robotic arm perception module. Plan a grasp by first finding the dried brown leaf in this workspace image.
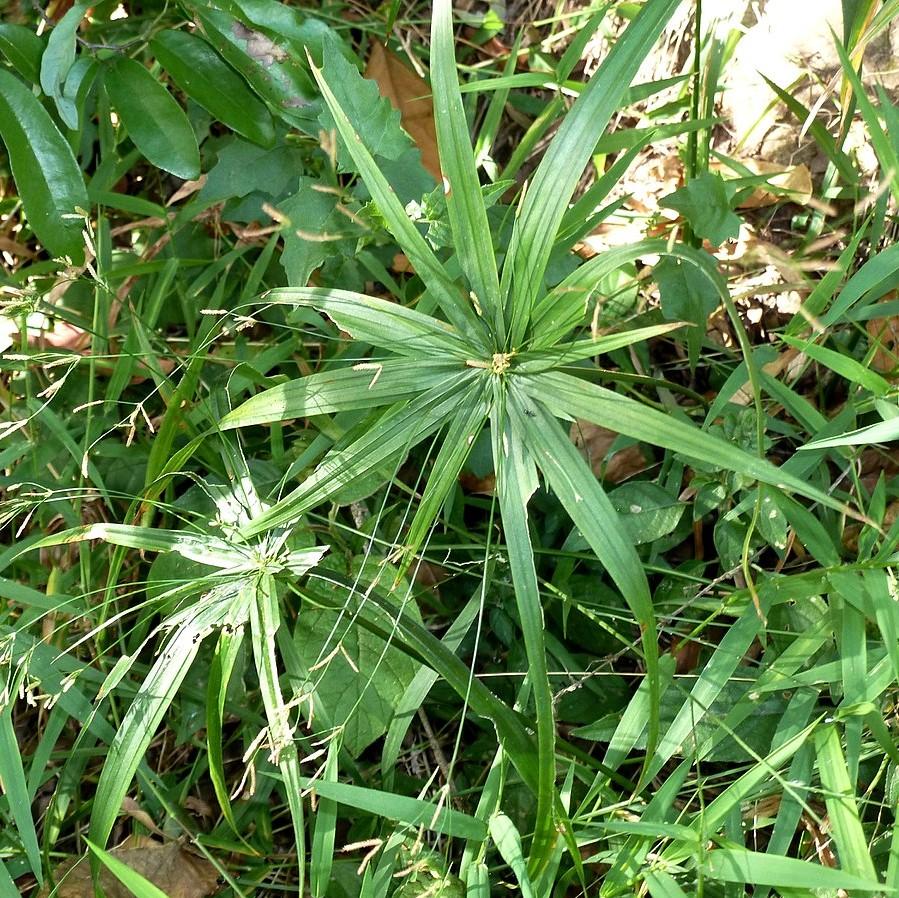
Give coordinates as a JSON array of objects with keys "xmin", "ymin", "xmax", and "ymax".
[
  {"xmin": 569, "ymin": 420, "xmax": 649, "ymax": 483},
  {"xmin": 43, "ymin": 836, "xmax": 219, "ymax": 898},
  {"xmin": 866, "ymin": 295, "xmax": 899, "ymax": 374},
  {"xmin": 365, "ymin": 43, "xmax": 441, "ymax": 181}
]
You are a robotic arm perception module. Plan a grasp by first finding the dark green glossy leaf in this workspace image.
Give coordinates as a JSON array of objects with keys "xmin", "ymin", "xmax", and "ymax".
[
  {"xmin": 105, "ymin": 57, "xmax": 200, "ymax": 179},
  {"xmin": 151, "ymin": 29, "xmax": 275, "ymax": 147},
  {"xmin": 0, "ymin": 24, "xmax": 44, "ymax": 84},
  {"xmin": 0, "ymin": 69, "xmax": 88, "ymax": 261}
]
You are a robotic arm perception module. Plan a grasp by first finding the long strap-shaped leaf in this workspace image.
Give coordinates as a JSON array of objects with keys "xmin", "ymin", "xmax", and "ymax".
[
  {"xmin": 89, "ymin": 610, "xmax": 208, "ymax": 848},
  {"xmin": 310, "ymin": 61, "xmax": 487, "ymax": 349},
  {"xmin": 508, "ymin": 385, "xmax": 661, "ymax": 782},
  {"xmin": 491, "ymin": 396, "xmax": 558, "ymax": 875},
  {"xmin": 501, "ymin": 0, "xmax": 681, "ymax": 345},
  {"xmin": 520, "ymin": 370, "xmax": 856, "ymax": 516},
  {"xmin": 221, "ymin": 359, "xmax": 463, "ymax": 429},
  {"xmin": 251, "ymin": 573, "xmax": 308, "ymax": 894},
  {"xmin": 240, "ymin": 371, "xmax": 479, "ymax": 537},
  {"xmin": 397, "ymin": 382, "xmax": 491, "ymax": 570},
  {"xmin": 530, "ymin": 239, "xmax": 716, "ymax": 348},
  {"xmin": 431, "ymin": 0, "xmax": 503, "ymax": 336},
  {"xmin": 258, "ymin": 288, "xmax": 476, "ymax": 358}
]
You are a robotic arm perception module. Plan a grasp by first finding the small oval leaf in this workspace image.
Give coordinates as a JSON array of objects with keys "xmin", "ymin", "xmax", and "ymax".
[
  {"xmin": 105, "ymin": 57, "xmax": 200, "ymax": 179},
  {"xmin": 150, "ymin": 29, "xmax": 275, "ymax": 147},
  {"xmin": 0, "ymin": 69, "xmax": 88, "ymax": 261},
  {"xmin": 39, "ymin": 1, "xmax": 87, "ymax": 129}
]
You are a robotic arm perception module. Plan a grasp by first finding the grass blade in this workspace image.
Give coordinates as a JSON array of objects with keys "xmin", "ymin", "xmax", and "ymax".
[
  {"xmin": 492, "ymin": 399, "xmax": 557, "ymax": 874},
  {"xmin": 501, "ymin": 0, "xmax": 680, "ymax": 344},
  {"xmin": 520, "ymin": 369, "xmax": 858, "ymax": 518},
  {"xmin": 431, "ymin": 0, "xmax": 502, "ymax": 332},
  {"xmin": 240, "ymin": 371, "xmax": 478, "ymax": 537},
  {"xmin": 220, "ymin": 359, "xmax": 462, "ymax": 429},
  {"xmin": 814, "ymin": 724, "xmax": 879, "ymax": 881},
  {"xmin": 511, "ymin": 387, "xmax": 661, "ymax": 779},
  {"xmin": 311, "ymin": 59, "xmax": 485, "ymax": 346}
]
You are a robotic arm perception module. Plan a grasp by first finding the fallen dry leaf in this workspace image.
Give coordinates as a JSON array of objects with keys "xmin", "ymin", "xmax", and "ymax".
[
  {"xmin": 570, "ymin": 420, "xmax": 649, "ymax": 483},
  {"xmin": 42, "ymin": 835, "xmax": 219, "ymax": 898},
  {"xmin": 365, "ymin": 43, "xmax": 441, "ymax": 181},
  {"xmin": 713, "ymin": 159, "xmax": 813, "ymax": 208},
  {"xmin": 866, "ymin": 295, "xmax": 899, "ymax": 374}
]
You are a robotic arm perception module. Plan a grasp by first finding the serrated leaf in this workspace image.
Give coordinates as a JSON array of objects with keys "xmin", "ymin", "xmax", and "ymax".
[
  {"xmin": 151, "ymin": 29, "xmax": 275, "ymax": 147},
  {"xmin": 365, "ymin": 41, "xmax": 440, "ymax": 180},
  {"xmin": 297, "ymin": 559, "xmax": 420, "ymax": 755},
  {"xmin": 655, "ymin": 255, "xmax": 719, "ymax": 368},
  {"xmin": 317, "ymin": 35, "xmax": 414, "ymax": 171},
  {"xmin": 0, "ymin": 69, "xmax": 88, "ymax": 261},
  {"xmin": 105, "ymin": 57, "xmax": 200, "ymax": 179},
  {"xmin": 660, "ymin": 172, "xmax": 741, "ymax": 246}
]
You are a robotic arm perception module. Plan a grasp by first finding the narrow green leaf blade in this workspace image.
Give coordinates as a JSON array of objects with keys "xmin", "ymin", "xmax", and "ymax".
[
  {"xmin": 89, "ymin": 627, "xmax": 202, "ymax": 848},
  {"xmin": 431, "ymin": 0, "xmax": 502, "ymax": 331},
  {"xmin": 815, "ymin": 725, "xmax": 879, "ymax": 882},
  {"xmin": 702, "ymin": 849, "xmax": 885, "ymax": 891},
  {"xmin": 259, "ymin": 287, "xmax": 474, "ymax": 357},
  {"xmin": 492, "ymin": 401, "xmax": 557, "ymax": 872},
  {"xmin": 311, "ymin": 59, "xmax": 485, "ymax": 345},
  {"xmin": 521, "ymin": 370, "xmax": 855, "ymax": 516},
  {"xmin": 0, "ymin": 712, "xmax": 42, "ymax": 882},
  {"xmin": 240, "ymin": 371, "xmax": 478, "ymax": 537},
  {"xmin": 221, "ymin": 359, "xmax": 462, "ymax": 429},
  {"xmin": 502, "ymin": 0, "xmax": 680, "ymax": 342},
  {"xmin": 511, "ymin": 387, "xmax": 660, "ymax": 774}
]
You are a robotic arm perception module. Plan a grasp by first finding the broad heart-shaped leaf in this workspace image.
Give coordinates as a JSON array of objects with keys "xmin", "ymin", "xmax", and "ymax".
[
  {"xmin": 660, "ymin": 172, "xmax": 742, "ymax": 246},
  {"xmin": 150, "ymin": 29, "xmax": 275, "ymax": 147},
  {"xmin": 501, "ymin": 0, "xmax": 681, "ymax": 345},
  {"xmin": 520, "ymin": 370, "xmax": 854, "ymax": 517},
  {"xmin": 297, "ymin": 557, "xmax": 420, "ymax": 756},
  {"xmin": 105, "ymin": 57, "xmax": 200, "ymax": 180},
  {"xmin": 309, "ymin": 568, "xmax": 538, "ymax": 791},
  {"xmin": 220, "ymin": 358, "xmax": 464, "ymax": 429},
  {"xmin": 0, "ymin": 70, "xmax": 88, "ymax": 262},
  {"xmin": 431, "ymin": 0, "xmax": 502, "ymax": 333},
  {"xmin": 655, "ymin": 255, "xmax": 720, "ymax": 369}
]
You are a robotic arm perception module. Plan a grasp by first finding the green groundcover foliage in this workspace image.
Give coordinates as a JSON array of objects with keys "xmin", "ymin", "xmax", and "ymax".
[{"xmin": 3, "ymin": 0, "xmax": 899, "ymax": 895}]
